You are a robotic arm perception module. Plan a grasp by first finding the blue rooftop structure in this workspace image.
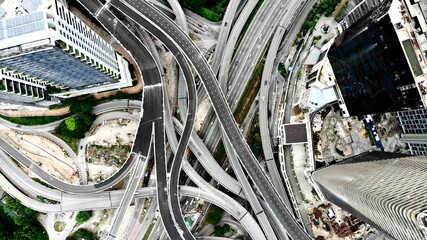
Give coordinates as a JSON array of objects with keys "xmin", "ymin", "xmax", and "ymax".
[
  {"xmin": 21, "ymin": 0, "xmax": 44, "ymax": 12},
  {"xmin": 0, "ymin": 46, "xmax": 117, "ymax": 89}
]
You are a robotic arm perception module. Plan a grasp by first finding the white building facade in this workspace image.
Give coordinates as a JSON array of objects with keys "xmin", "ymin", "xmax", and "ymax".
[{"xmin": 0, "ymin": 1, "xmax": 132, "ymax": 107}]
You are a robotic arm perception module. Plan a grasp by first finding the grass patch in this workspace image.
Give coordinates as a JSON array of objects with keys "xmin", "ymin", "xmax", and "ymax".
[
  {"xmin": 52, "ymin": 132, "xmax": 80, "ymax": 153},
  {"xmin": 143, "ymin": 223, "xmax": 155, "ymax": 240},
  {"xmin": 363, "ymin": 121, "xmax": 375, "ymax": 146},
  {"xmin": 48, "ymin": 104, "xmax": 69, "ymax": 110},
  {"xmin": 333, "ymin": 0, "xmax": 349, "ymax": 18},
  {"xmin": 278, "ymin": 62, "xmax": 288, "ymax": 78},
  {"xmin": 200, "ymin": 7, "xmax": 221, "ymax": 21},
  {"xmin": 233, "ymin": 54, "xmax": 264, "ymax": 124},
  {"xmin": 246, "ymin": 112, "xmax": 263, "ymax": 157},
  {"xmin": 54, "ymin": 221, "xmax": 66, "ymax": 232},
  {"xmin": 66, "ymin": 228, "xmax": 96, "ymax": 240},
  {"xmin": 290, "ymin": 154, "xmax": 306, "ymax": 201},
  {"xmin": 0, "ymin": 115, "xmax": 66, "ymax": 126},
  {"xmin": 32, "ymin": 178, "xmax": 55, "ymax": 189},
  {"xmin": 202, "ymin": 205, "xmax": 224, "ymax": 228},
  {"xmin": 403, "ymin": 39, "xmax": 423, "ymax": 76},
  {"xmin": 212, "ymin": 141, "xmax": 227, "ymax": 166},
  {"xmin": 275, "ymin": 158, "xmax": 281, "ymax": 169},
  {"xmin": 214, "ymin": 224, "xmax": 231, "ymax": 237},
  {"xmin": 179, "ymin": 0, "xmax": 229, "ymax": 22}
]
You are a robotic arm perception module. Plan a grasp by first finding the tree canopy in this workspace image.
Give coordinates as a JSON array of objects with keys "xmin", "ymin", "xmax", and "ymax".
[
  {"xmin": 178, "ymin": 0, "xmax": 229, "ymax": 21},
  {"xmin": 76, "ymin": 211, "xmax": 92, "ymax": 224},
  {"xmin": 67, "ymin": 228, "xmax": 97, "ymax": 240},
  {"xmin": 205, "ymin": 205, "xmax": 224, "ymax": 225},
  {"xmin": 214, "ymin": 224, "xmax": 231, "ymax": 237},
  {"xmin": 65, "ymin": 116, "xmax": 77, "ymax": 131},
  {"xmin": 0, "ymin": 195, "xmax": 48, "ymax": 240},
  {"xmin": 55, "ymin": 113, "xmax": 94, "ymax": 139}
]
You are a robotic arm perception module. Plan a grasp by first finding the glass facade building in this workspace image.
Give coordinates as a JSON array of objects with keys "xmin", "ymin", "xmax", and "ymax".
[
  {"xmin": 337, "ymin": 0, "xmax": 383, "ymax": 29},
  {"xmin": 0, "ymin": 46, "xmax": 116, "ymax": 89},
  {"xmin": 0, "ymin": 1, "xmax": 125, "ymax": 104},
  {"xmin": 313, "ymin": 151, "xmax": 427, "ymax": 240},
  {"xmin": 328, "ymin": 0, "xmax": 424, "ymax": 116},
  {"xmin": 396, "ymin": 108, "xmax": 427, "ymax": 155}
]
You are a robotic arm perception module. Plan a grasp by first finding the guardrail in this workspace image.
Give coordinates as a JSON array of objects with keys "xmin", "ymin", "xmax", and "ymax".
[{"xmin": 275, "ymin": 32, "xmax": 311, "ymax": 225}]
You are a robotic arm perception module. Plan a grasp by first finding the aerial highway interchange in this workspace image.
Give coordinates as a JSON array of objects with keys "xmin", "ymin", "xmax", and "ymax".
[{"xmin": 0, "ymin": 0, "xmax": 317, "ymax": 239}]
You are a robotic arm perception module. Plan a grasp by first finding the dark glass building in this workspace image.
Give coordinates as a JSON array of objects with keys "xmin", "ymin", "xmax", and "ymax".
[
  {"xmin": 313, "ymin": 151, "xmax": 427, "ymax": 240},
  {"xmin": 328, "ymin": 0, "xmax": 423, "ymax": 116}
]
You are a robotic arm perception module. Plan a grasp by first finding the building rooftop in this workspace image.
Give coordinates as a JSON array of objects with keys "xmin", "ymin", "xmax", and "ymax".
[
  {"xmin": 282, "ymin": 123, "xmax": 308, "ymax": 144},
  {"xmin": 419, "ymin": 0, "xmax": 427, "ymax": 23},
  {"xmin": 329, "ymin": 0, "xmax": 426, "ymax": 116},
  {"xmin": 21, "ymin": 0, "xmax": 44, "ymax": 12},
  {"xmin": 304, "ymin": 46, "xmax": 321, "ymax": 66},
  {"xmin": 306, "ymin": 81, "xmax": 338, "ymax": 111},
  {"xmin": 0, "ymin": 11, "xmax": 47, "ymax": 40}
]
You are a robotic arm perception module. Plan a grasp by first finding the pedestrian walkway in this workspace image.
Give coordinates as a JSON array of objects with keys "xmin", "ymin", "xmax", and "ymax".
[{"xmin": 311, "ymin": 16, "xmax": 339, "ymax": 49}]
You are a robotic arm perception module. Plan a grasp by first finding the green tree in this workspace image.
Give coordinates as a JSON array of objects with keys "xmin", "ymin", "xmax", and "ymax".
[
  {"xmin": 4, "ymin": 196, "xmax": 21, "ymax": 212},
  {"xmin": 67, "ymin": 228, "xmax": 97, "ymax": 240},
  {"xmin": 205, "ymin": 205, "xmax": 224, "ymax": 225},
  {"xmin": 2, "ymin": 196, "xmax": 48, "ymax": 240},
  {"xmin": 79, "ymin": 101, "xmax": 95, "ymax": 113},
  {"xmin": 68, "ymin": 96, "xmax": 96, "ymax": 114},
  {"xmin": 82, "ymin": 114, "xmax": 94, "ymax": 126},
  {"xmin": 0, "ymin": 205, "xmax": 15, "ymax": 239},
  {"xmin": 55, "ymin": 113, "xmax": 94, "ymax": 139},
  {"xmin": 36, "ymin": 196, "xmax": 45, "ymax": 202},
  {"xmin": 178, "ymin": 0, "xmax": 228, "ymax": 21},
  {"xmin": 65, "ymin": 116, "xmax": 77, "ymax": 131},
  {"xmin": 214, "ymin": 224, "xmax": 231, "ymax": 237},
  {"xmin": 76, "ymin": 211, "xmax": 92, "ymax": 224}
]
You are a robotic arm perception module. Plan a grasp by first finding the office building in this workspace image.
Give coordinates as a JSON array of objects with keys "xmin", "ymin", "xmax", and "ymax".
[
  {"xmin": 0, "ymin": 1, "xmax": 132, "ymax": 107},
  {"xmin": 338, "ymin": 0, "xmax": 383, "ymax": 29},
  {"xmin": 328, "ymin": 0, "xmax": 427, "ymax": 116},
  {"xmin": 313, "ymin": 151, "xmax": 427, "ymax": 240},
  {"xmin": 396, "ymin": 108, "xmax": 427, "ymax": 155}
]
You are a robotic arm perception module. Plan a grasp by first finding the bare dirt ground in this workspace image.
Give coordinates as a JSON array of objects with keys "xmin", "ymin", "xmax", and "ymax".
[
  {"xmin": 0, "ymin": 106, "xmax": 70, "ymax": 117},
  {"xmin": 84, "ymin": 119, "xmax": 137, "ymax": 182},
  {"xmin": 0, "ymin": 125, "xmax": 79, "ymax": 184}
]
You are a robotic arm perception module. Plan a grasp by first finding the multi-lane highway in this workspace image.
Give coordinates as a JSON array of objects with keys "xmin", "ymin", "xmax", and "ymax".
[
  {"xmin": 258, "ymin": 0, "xmax": 303, "ymax": 214},
  {"xmin": 223, "ymin": 135, "xmax": 276, "ymax": 240},
  {"xmin": 0, "ymin": 141, "xmax": 266, "ymax": 237},
  {"xmin": 77, "ymin": 1, "xmax": 184, "ymax": 239},
  {"xmin": 107, "ymin": 154, "xmax": 147, "ymax": 239},
  {"xmin": 107, "ymin": 0, "xmax": 310, "ymax": 238},
  {"xmin": 210, "ymin": 0, "xmax": 242, "ymax": 75},
  {"xmin": 196, "ymin": 2, "xmax": 304, "ymax": 227},
  {"xmin": 0, "ymin": 0, "xmax": 318, "ymax": 239},
  {"xmin": 216, "ymin": 0, "xmax": 259, "ymax": 90},
  {"xmin": 0, "ymin": 136, "xmax": 142, "ymax": 193},
  {"xmin": 166, "ymin": 25, "xmax": 197, "ymax": 240}
]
